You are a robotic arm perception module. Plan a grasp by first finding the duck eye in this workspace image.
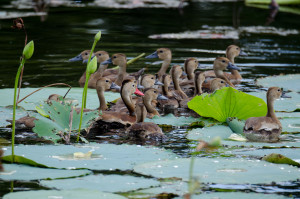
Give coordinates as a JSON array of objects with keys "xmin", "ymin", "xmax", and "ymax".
[
  {"xmin": 105, "ymin": 80, "xmax": 109, "ymax": 82},
  {"xmin": 222, "ymin": 60, "xmax": 225, "ymax": 63},
  {"xmin": 85, "ymin": 53, "xmax": 88, "ymax": 55},
  {"xmin": 221, "ymin": 81, "xmax": 224, "ymax": 83},
  {"xmin": 98, "ymin": 53, "xmax": 101, "ymax": 56},
  {"xmin": 236, "ymin": 48, "xmax": 239, "ymax": 50},
  {"xmin": 151, "ymin": 77, "xmax": 154, "ymax": 79},
  {"xmin": 159, "ymin": 50, "xmax": 163, "ymax": 53},
  {"xmin": 154, "ymin": 90, "xmax": 157, "ymax": 93},
  {"xmin": 194, "ymin": 60, "xmax": 197, "ymax": 63},
  {"xmin": 278, "ymin": 89, "xmax": 281, "ymax": 92},
  {"xmin": 113, "ymin": 56, "xmax": 116, "ymax": 59},
  {"xmin": 132, "ymin": 84, "xmax": 135, "ymax": 87}
]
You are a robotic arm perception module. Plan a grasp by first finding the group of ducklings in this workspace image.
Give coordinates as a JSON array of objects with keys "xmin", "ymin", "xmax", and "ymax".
[
  {"xmin": 9, "ymin": 45, "xmax": 287, "ymax": 144},
  {"xmin": 67, "ymin": 45, "xmax": 288, "ymax": 143}
]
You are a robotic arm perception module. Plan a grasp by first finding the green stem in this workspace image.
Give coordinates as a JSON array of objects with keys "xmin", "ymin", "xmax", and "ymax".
[
  {"xmin": 188, "ymin": 155, "xmax": 195, "ymax": 194},
  {"xmin": 11, "ymin": 58, "xmax": 26, "ymax": 163}
]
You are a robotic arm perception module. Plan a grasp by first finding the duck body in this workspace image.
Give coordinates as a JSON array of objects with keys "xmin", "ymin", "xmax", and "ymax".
[{"xmin": 243, "ymin": 87, "xmax": 290, "ymax": 142}]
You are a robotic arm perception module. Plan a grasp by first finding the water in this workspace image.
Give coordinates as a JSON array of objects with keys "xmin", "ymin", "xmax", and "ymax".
[{"xmin": 0, "ymin": 0, "xmax": 300, "ymax": 198}]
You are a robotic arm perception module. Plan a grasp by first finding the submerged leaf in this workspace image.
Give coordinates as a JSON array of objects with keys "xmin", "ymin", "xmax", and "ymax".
[
  {"xmin": 2, "ymin": 155, "xmax": 47, "ymax": 168},
  {"xmin": 188, "ymin": 87, "xmax": 267, "ymax": 122},
  {"xmin": 226, "ymin": 117, "xmax": 245, "ymax": 134},
  {"xmin": 262, "ymin": 153, "xmax": 300, "ymax": 167}
]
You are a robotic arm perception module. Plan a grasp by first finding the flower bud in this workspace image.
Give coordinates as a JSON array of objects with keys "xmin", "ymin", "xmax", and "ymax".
[
  {"xmin": 23, "ymin": 40, "xmax": 34, "ymax": 60},
  {"xmin": 87, "ymin": 56, "xmax": 97, "ymax": 74},
  {"xmin": 94, "ymin": 31, "xmax": 101, "ymax": 42}
]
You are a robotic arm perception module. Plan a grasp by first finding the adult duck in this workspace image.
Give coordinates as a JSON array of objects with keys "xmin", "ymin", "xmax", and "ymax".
[
  {"xmin": 243, "ymin": 87, "xmax": 290, "ymax": 142},
  {"xmin": 126, "ymin": 103, "xmax": 166, "ymax": 142},
  {"xmin": 140, "ymin": 74, "xmax": 163, "ymax": 89},
  {"xmin": 184, "ymin": 57, "xmax": 201, "ymax": 81},
  {"xmin": 96, "ymin": 77, "xmax": 120, "ymax": 111},
  {"xmin": 145, "ymin": 48, "xmax": 172, "ymax": 81}
]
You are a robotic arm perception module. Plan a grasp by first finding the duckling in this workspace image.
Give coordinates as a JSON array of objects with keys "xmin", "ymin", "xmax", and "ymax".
[
  {"xmin": 145, "ymin": 48, "xmax": 172, "ymax": 81},
  {"xmin": 158, "ymin": 74, "xmax": 180, "ymax": 110},
  {"xmin": 194, "ymin": 71, "xmax": 206, "ymax": 95},
  {"xmin": 204, "ymin": 45, "xmax": 247, "ymax": 82},
  {"xmin": 69, "ymin": 50, "xmax": 91, "ymax": 62},
  {"xmin": 184, "ymin": 58, "xmax": 201, "ymax": 81},
  {"xmin": 243, "ymin": 87, "xmax": 290, "ymax": 142},
  {"xmin": 126, "ymin": 103, "xmax": 166, "ymax": 142},
  {"xmin": 210, "ymin": 78, "xmax": 227, "ymax": 93},
  {"xmin": 102, "ymin": 54, "xmax": 145, "ymax": 86},
  {"xmin": 170, "ymin": 65, "xmax": 188, "ymax": 99},
  {"xmin": 141, "ymin": 88, "xmax": 168, "ymax": 118},
  {"xmin": 140, "ymin": 74, "xmax": 163, "ymax": 89},
  {"xmin": 96, "ymin": 77, "xmax": 120, "ymax": 111}
]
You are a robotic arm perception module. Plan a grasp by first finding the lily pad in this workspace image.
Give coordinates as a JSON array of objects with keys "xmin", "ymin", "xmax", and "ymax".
[
  {"xmin": 0, "ymin": 106, "xmax": 28, "ymax": 127},
  {"xmin": 3, "ymin": 189, "xmax": 126, "ymax": 199},
  {"xmin": 248, "ymin": 91, "xmax": 300, "ymax": 112},
  {"xmin": 40, "ymin": 174, "xmax": 159, "ymax": 193},
  {"xmin": 0, "ymin": 88, "xmax": 120, "ymax": 110},
  {"xmin": 175, "ymin": 192, "xmax": 289, "ymax": 199},
  {"xmin": 0, "ymin": 164, "xmax": 91, "ymax": 181},
  {"xmin": 188, "ymin": 87, "xmax": 267, "ymax": 122},
  {"xmin": 133, "ymin": 157, "xmax": 300, "ymax": 184},
  {"xmin": 227, "ymin": 117, "xmax": 245, "ymax": 134},
  {"xmin": 256, "ymin": 74, "xmax": 300, "ymax": 93},
  {"xmin": 145, "ymin": 114, "xmax": 215, "ymax": 127},
  {"xmin": 187, "ymin": 125, "xmax": 233, "ymax": 141},
  {"xmin": 3, "ymin": 143, "xmax": 176, "ymax": 170}
]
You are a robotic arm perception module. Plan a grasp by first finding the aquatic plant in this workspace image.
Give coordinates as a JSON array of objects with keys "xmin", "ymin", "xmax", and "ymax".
[
  {"xmin": 77, "ymin": 31, "xmax": 101, "ymax": 142},
  {"xmin": 11, "ymin": 40, "xmax": 34, "ymax": 163},
  {"xmin": 187, "ymin": 87, "xmax": 267, "ymax": 122}
]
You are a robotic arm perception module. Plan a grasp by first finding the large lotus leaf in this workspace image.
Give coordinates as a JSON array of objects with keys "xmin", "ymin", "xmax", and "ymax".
[
  {"xmin": 175, "ymin": 192, "xmax": 289, "ymax": 199},
  {"xmin": 188, "ymin": 87, "xmax": 267, "ymax": 122},
  {"xmin": 3, "ymin": 189, "xmax": 126, "ymax": 199},
  {"xmin": 40, "ymin": 174, "xmax": 159, "ymax": 193},
  {"xmin": 133, "ymin": 158, "xmax": 300, "ymax": 184},
  {"xmin": 0, "ymin": 88, "xmax": 120, "ymax": 110},
  {"xmin": 230, "ymin": 148, "xmax": 300, "ymax": 162},
  {"xmin": 0, "ymin": 164, "xmax": 91, "ymax": 181},
  {"xmin": 248, "ymin": 91, "xmax": 300, "ymax": 112},
  {"xmin": 145, "ymin": 114, "xmax": 216, "ymax": 127},
  {"xmin": 0, "ymin": 106, "xmax": 29, "ymax": 127},
  {"xmin": 32, "ymin": 101, "xmax": 99, "ymax": 142},
  {"xmin": 3, "ymin": 143, "xmax": 175, "ymax": 170},
  {"xmin": 188, "ymin": 125, "xmax": 300, "ymax": 148},
  {"xmin": 187, "ymin": 125, "xmax": 233, "ymax": 141}
]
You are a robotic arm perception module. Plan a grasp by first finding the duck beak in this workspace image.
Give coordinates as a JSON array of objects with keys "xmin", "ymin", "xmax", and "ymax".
[
  {"xmin": 82, "ymin": 55, "xmax": 95, "ymax": 64},
  {"xmin": 281, "ymin": 92, "xmax": 291, "ymax": 98},
  {"xmin": 239, "ymin": 50, "xmax": 248, "ymax": 56},
  {"xmin": 182, "ymin": 71, "xmax": 187, "ymax": 76},
  {"xmin": 227, "ymin": 62, "xmax": 241, "ymax": 71},
  {"xmin": 137, "ymin": 84, "xmax": 144, "ymax": 89},
  {"xmin": 69, "ymin": 54, "xmax": 83, "ymax": 62},
  {"xmin": 197, "ymin": 63, "xmax": 202, "ymax": 69},
  {"xmin": 157, "ymin": 94, "xmax": 168, "ymax": 100},
  {"xmin": 134, "ymin": 88, "xmax": 144, "ymax": 96},
  {"xmin": 110, "ymin": 82, "xmax": 120, "ymax": 90},
  {"xmin": 145, "ymin": 51, "xmax": 159, "ymax": 59},
  {"xmin": 101, "ymin": 58, "xmax": 112, "ymax": 65},
  {"xmin": 154, "ymin": 79, "xmax": 164, "ymax": 86}
]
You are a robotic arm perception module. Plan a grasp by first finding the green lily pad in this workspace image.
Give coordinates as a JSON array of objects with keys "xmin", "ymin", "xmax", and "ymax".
[
  {"xmin": 188, "ymin": 87, "xmax": 267, "ymax": 122},
  {"xmin": 145, "ymin": 114, "xmax": 215, "ymax": 127},
  {"xmin": 187, "ymin": 125, "xmax": 233, "ymax": 141},
  {"xmin": 0, "ymin": 106, "xmax": 29, "ymax": 127},
  {"xmin": 281, "ymin": 118, "xmax": 300, "ymax": 133},
  {"xmin": 175, "ymin": 192, "xmax": 289, "ymax": 199},
  {"xmin": 3, "ymin": 189, "xmax": 126, "ymax": 199},
  {"xmin": 40, "ymin": 174, "xmax": 159, "ymax": 193},
  {"xmin": 133, "ymin": 157, "xmax": 300, "ymax": 184},
  {"xmin": 3, "ymin": 143, "xmax": 176, "ymax": 170},
  {"xmin": 248, "ymin": 91, "xmax": 300, "ymax": 112},
  {"xmin": 226, "ymin": 117, "xmax": 245, "ymax": 134},
  {"xmin": 32, "ymin": 101, "xmax": 99, "ymax": 143},
  {"xmin": 0, "ymin": 164, "xmax": 91, "ymax": 181},
  {"xmin": 230, "ymin": 148, "xmax": 300, "ymax": 162},
  {"xmin": 262, "ymin": 153, "xmax": 300, "ymax": 167},
  {"xmin": 0, "ymin": 88, "xmax": 120, "ymax": 110}
]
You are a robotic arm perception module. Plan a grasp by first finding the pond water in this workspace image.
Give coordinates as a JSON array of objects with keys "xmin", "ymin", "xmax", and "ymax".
[{"xmin": 0, "ymin": 0, "xmax": 300, "ymax": 198}]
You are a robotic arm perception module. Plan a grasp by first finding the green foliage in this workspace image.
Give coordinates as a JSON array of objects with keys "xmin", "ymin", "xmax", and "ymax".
[
  {"xmin": 2, "ymin": 155, "xmax": 48, "ymax": 168},
  {"xmin": 32, "ymin": 101, "xmax": 99, "ymax": 143},
  {"xmin": 188, "ymin": 87, "xmax": 267, "ymax": 122},
  {"xmin": 262, "ymin": 153, "xmax": 300, "ymax": 167},
  {"xmin": 87, "ymin": 56, "xmax": 97, "ymax": 74},
  {"xmin": 226, "ymin": 117, "xmax": 245, "ymax": 134}
]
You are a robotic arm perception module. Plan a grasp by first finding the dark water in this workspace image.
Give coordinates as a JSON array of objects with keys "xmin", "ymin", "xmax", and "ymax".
[{"xmin": 0, "ymin": 0, "xmax": 300, "ymax": 198}]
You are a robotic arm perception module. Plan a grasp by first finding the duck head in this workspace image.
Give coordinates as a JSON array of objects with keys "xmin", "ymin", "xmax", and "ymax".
[
  {"xmin": 101, "ymin": 53, "xmax": 127, "ymax": 66},
  {"xmin": 210, "ymin": 78, "xmax": 226, "ymax": 92},
  {"xmin": 267, "ymin": 87, "xmax": 291, "ymax": 101},
  {"xmin": 96, "ymin": 77, "xmax": 120, "ymax": 91},
  {"xmin": 146, "ymin": 48, "xmax": 172, "ymax": 60},
  {"xmin": 69, "ymin": 50, "xmax": 91, "ymax": 62},
  {"xmin": 141, "ymin": 74, "xmax": 164, "ymax": 88},
  {"xmin": 226, "ymin": 45, "xmax": 247, "ymax": 59},
  {"xmin": 184, "ymin": 58, "xmax": 201, "ymax": 80},
  {"xmin": 214, "ymin": 57, "xmax": 240, "ymax": 71},
  {"xmin": 83, "ymin": 51, "xmax": 109, "ymax": 64}
]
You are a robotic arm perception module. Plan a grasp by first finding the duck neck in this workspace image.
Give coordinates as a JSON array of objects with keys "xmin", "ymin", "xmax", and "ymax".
[
  {"xmin": 97, "ymin": 87, "xmax": 107, "ymax": 111},
  {"xmin": 158, "ymin": 58, "xmax": 171, "ymax": 80},
  {"xmin": 116, "ymin": 63, "xmax": 127, "ymax": 86},
  {"xmin": 215, "ymin": 70, "xmax": 235, "ymax": 88},
  {"xmin": 136, "ymin": 106, "xmax": 146, "ymax": 123},
  {"xmin": 97, "ymin": 64, "xmax": 108, "ymax": 77},
  {"xmin": 266, "ymin": 96, "xmax": 278, "ymax": 120},
  {"xmin": 194, "ymin": 79, "xmax": 203, "ymax": 95},
  {"xmin": 187, "ymin": 65, "xmax": 195, "ymax": 80},
  {"xmin": 143, "ymin": 96, "xmax": 159, "ymax": 116},
  {"xmin": 227, "ymin": 53, "xmax": 242, "ymax": 79},
  {"xmin": 121, "ymin": 89, "xmax": 135, "ymax": 116}
]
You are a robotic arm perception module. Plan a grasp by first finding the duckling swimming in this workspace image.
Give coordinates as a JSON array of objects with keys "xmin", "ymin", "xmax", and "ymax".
[{"xmin": 243, "ymin": 87, "xmax": 290, "ymax": 142}]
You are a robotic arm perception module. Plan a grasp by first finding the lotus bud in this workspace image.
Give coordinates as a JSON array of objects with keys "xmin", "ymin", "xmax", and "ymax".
[
  {"xmin": 87, "ymin": 57, "xmax": 97, "ymax": 74},
  {"xmin": 94, "ymin": 31, "xmax": 101, "ymax": 42},
  {"xmin": 23, "ymin": 40, "xmax": 34, "ymax": 60}
]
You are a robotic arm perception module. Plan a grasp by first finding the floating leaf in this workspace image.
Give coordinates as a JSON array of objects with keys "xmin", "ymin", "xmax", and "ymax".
[
  {"xmin": 40, "ymin": 174, "xmax": 160, "ymax": 193},
  {"xmin": 188, "ymin": 87, "xmax": 267, "ymax": 122},
  {"xmin": 187, "ymin": 125, "xmax": 233, "ymax": 141},
  {"xmin": 226, "ymin": 117, "xmax": 245, "ymax": 134},
  {"xmin": 0, "ymin": 164, "xmax": 91, "ymax": 181},
  {"xmin": 175, "ymin": 192, "xmax": 289, "ymax": 199},
  {"xmin": 32, "ymin": 101, "xmax": 98, "ymax": 142},
  {"xmin": 2, "ymin": 155, "xmax": 47, "ymax": 168},
  {"xmin": 256, "ymin": 74, "xmax": 300, "ymax": 93},
  {"xmin": 3, "ymin": 144, "xmax": 175, "ymax": 170},
  {"xmin": 134, "ymin": 157, "xmax": 300, "ymax": 184},
  {"xmin": 262, "ymin": 153, "xmax": 300, "ymax": 167},
  {"xmin": 0, "ymin": 106, "xmax": 28, "ymax": 127},
  {"xmin": 3, "ymin": 189, "xmax": 126, "ymax": 199}
]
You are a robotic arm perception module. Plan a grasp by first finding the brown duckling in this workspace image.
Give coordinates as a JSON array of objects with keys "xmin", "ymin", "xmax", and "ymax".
[
  {"xmin": 158, "ymin": 74, "xmax": 180, "ymax": 110},
  {"xmin": 194, "ymin": 71, "xmax": 206, "ymax": 95},
  {"xmin": 69, "ymin": 50, "xmax": 91, "ymax": 62},
  {"xmin": 126, "ymin": 103, "xmax": 166, "ymax": 142},
  {"xmin": 140, "ymin": 74, "xmax": 164, "ymax": 89},
  {"xmin": 96, "ymin": 77, "xmax": 120, "ymax": 111},
  {"xmin": 145, "ymin": 48, "xmax": 172, "ymax": 81},
  {"xmin": 184, "ymin": 57, "xmax": 201, "ymax": 81},
  {"xmin": 204, "ymin": 45, "xmax": 247, "ymax": 82},
  {"xmin": 244, "ymin": 87, "xmax": 290, "ymax": 142},
  {"xmin": 141, "ymin": 88, "xmax": 168, "ymax": 118},
  {"xmin": 170, "ymin": 65, "xmax": 188, "ymax": 99},
  {"xmin": 210, "ymin": 78, "xmax": 227, "ymax": 93}
]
